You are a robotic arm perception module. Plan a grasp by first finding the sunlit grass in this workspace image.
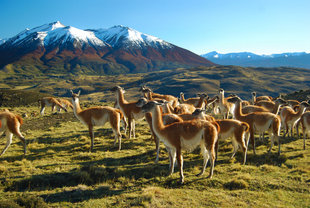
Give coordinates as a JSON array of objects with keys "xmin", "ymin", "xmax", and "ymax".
[{"xmin": 0, "ymin": 101, "xmax": 309, "ymax": 207}]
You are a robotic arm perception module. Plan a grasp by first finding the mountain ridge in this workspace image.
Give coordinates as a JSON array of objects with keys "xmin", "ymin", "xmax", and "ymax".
[
  {"xmin": 201, "ymin": 51, "xmax": 310, "ymax": 69},
  {"xmin": 0, "ymin": 21, "xmax": 214, "ymax": 74}
]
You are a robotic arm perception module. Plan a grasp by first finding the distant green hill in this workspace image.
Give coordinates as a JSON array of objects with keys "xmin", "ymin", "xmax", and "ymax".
[{"xmin": 0, "ymin": 65, "xmax": 309, "ymax": 104}]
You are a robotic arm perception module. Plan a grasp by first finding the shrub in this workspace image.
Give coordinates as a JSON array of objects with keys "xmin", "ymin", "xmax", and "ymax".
[
  {"xmin": 224, "ymin": 179, "xmax": 249, "ymax": 190},
  {"xmin": 15, "ymin": 194, "xmax": 48, "ymax": 208}
]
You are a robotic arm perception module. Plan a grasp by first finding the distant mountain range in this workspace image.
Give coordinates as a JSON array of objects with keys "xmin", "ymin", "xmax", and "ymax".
[
  {"xmin": 0, "ymin": 21, "xmax": 214, "ymax": 75},
  {"xmin": 0, "ymin": 38, "xmax": 6, "ymax": 45},
  {"xmin": 201, "ymin": 51, "xmax": 310, "ymax": 69}
]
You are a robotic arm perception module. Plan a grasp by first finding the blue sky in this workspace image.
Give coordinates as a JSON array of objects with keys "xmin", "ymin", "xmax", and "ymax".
[{"xmin": 1, "ymin": 0, "xmax": 309, "ymax": 55}]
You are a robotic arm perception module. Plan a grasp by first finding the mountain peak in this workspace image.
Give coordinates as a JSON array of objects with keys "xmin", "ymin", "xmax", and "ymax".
[
  {"xmin": 93, "ymin": 25, "xmax": 172, "ymax": 49},
  {"xmin": 0, "ymin": 22, "xmax": 214, "ymax": 74}
]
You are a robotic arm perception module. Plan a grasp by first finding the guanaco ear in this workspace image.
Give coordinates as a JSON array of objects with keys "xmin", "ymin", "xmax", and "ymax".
[
  {"xmin": 77, "ymin": 90, "xmax": 81, "ymax": 96},
  {"xmin": 70, "ymin": 90, "xmax": 73, "ymax": 95}
]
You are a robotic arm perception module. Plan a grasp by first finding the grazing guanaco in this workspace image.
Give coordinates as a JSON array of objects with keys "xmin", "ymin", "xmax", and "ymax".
[
  {"xmin": 111, "ymin": 86, "xmax": 145, "ymax": 139},
  {"xmin": 0, "ymin": 109, "xmax": 26, "ymax": 156},
  {"xmin": 227, "ymin": 96, "xmax": 282, "ymax": 155},
  {"xmin": 174, "ymin": 103, "xmax": 196, "ymax": 114},
  {"xmin": 71, "ymin": 90, "xmax": 123, "ymax": 151},
  {"xmin": 280, "ymin": 101, "xmax": 310, "ymax": 139},
  {"xmin": 192, "ymin": 109, "xmax": 250, "ymax": 164},
  {"xmin": 56, "ymin": 98, "xmax": 73, "ymax": 112},
  {"xmin": 38, "ymin": 97, "xmax": 68, "ymax": 115},
  {"xmin": 141, "ymin": 100, "xmax": 219, "ymax": 183}
]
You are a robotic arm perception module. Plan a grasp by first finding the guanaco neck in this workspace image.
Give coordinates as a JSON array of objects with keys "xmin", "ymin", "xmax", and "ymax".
[
  {"xmin": 219, "ymin": 92, "xmax": 225, "ymax": 105},
  {"xmin": 196, "ymin": 96, "xmax": 205, "ymax": 108},
  {"xmin": 180, "ymin": 93, "xmax": 186, "ymax": 103},
  {"xmin": 295, "ymin": 105, "xmax": 307, "ymax": 118},
  {"xmin": 116, "ymin": 89, "xmax": 128, "ymax": 107},
  {"xmin": 234, "ymin": 100, "xmax": 246, "ymax": 120},
  {"xmin": 151, "ymin": 105, "xmax": 165, "ymax": 134},
  {"xmin": 164, "ymin": 103, "xmax": 173, "ymax": 114},
  {"xmin": 252, "ymin": 94, "xmax": 256, "ymax": 104},
  {"xmin": 272, "ymin": 102, "xmax": 281, "ymax": 115},
  {"xmin": 72, "ymin": 98, "xmax": 82, "ymax": 116},
  {"xmin": 143, "ymin": 90, "xmax": 153, "ymax": 100}
]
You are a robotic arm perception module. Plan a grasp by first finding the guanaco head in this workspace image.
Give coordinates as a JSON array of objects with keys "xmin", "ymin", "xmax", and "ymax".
[
  {"xmin": 274, "ymin": 98, "xmax": 287, "ymax": 105},
  {"xmin": 141, "ymin": 101, "xmax": 162, "ymax": 113},
  {"xmin": 251, "ymin": 92, "xmax": 257, "ymax": 97},
  {"xmin": 192, "ymin": 108, "xmax": 206, "ymax": 116},
  {"xmin": 219, "ymin": 88, "xmax": 224, "ymax": 94},
  {"xmin": 139, "ymin": 85, "xmax": 147, "ymax": 92},
  {"xmin": 136, "ymin": 98, "xmax": 148, "ymax": 107},
  {"xmin": 70, "ymin": 90, "xmax": 81, "ymax": 102},
  {"xmin": 227, "ymin": 96, "xmax": 242, "ymax": 104},
  {"xmin": 141, "ymin": 87, "xmax": 152, "ymax": 94},
  {"xmin": 111, "ymin": 86, "xmax": 125, "ymax": 93}
]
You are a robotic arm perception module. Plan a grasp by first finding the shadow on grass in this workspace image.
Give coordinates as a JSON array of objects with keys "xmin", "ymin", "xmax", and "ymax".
[
  {"xmin": 5, "ymin": 151, "xmax": 169, "ymax": 192},
  {"xmin": 41, "ymin": 185, "xmax": 124, "ymax": 203},
  {"xmin": 246, "ymin": 152, "xmax": 287, "ymax": 166}
]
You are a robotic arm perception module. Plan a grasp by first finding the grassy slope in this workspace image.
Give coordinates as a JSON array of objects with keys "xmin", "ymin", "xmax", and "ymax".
[
  {"xmin": 1, "ymin": 65, "xmax": 310, "ymax": 101},
  {"xmin": 0, "ymin": 101, "xmax": 309, "ymax": 207},
  {"xmin": 0, "ymin": 65, "xmax": 310, "ymax": 207}
]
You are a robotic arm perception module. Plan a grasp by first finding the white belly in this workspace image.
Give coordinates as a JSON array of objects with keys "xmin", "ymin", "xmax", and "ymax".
[
  {"xmin": 91, "ymin": 114, "xmax": 109, "ymax": 126},
  {"xmin": 180, "ymin": 131, "xmax": 204, "ymax": 152}
]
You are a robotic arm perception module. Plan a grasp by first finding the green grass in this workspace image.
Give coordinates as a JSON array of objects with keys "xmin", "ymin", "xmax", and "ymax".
[
  {"xmin": 0, "ymin": 66, "xmax": 309, "ymax": 207},
  {"xmin": 0, "ymin": 104, "xmax": 309, "ymax": 207},
  {"xmin": 1, "ymin": 65, "xmax": 310, "ymax": 101}
]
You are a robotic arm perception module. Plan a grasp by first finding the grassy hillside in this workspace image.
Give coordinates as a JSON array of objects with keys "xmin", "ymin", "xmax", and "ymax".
[
  {"xmin": 0, "ymin": 102, "xmax": 309, "ymax": 207},
  {"xmin": 0, "ymin": 65, "xmax": 309, "ymax": 207},
  {"xmin": 1, "ymin": 65, "xmax": 309, "ymax": 102}
]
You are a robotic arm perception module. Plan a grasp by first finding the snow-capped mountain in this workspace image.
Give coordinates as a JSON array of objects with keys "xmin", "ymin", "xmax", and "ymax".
[
  {"xmin": 201, "ymin": 51, "xmax": 310, "ymax": 69},
  {"xmin": 0, "ymin": 21, "xmax": 213, "ymax": 74},
  {"xmin": 90, "ymin": 25, "xmax": 173, "ymax": 49},
  {"xmin": 1, "ymin": 21, "xmax": 108, "ymax": 49}
]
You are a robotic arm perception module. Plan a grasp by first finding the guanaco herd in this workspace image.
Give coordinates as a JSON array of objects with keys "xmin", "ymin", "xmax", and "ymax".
[{"xmin": 1, "ymin": 86, "xmax": 310, "ymax": 183}]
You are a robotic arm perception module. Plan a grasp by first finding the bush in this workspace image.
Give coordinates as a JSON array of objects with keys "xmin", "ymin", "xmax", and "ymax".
[
  {"xmin": 16, "ymin": 194, "xmax": 48, "ymax": 208},
  {"xmin": 224, "ymin": 179, "xmax": 249, "ymax": 190}
]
